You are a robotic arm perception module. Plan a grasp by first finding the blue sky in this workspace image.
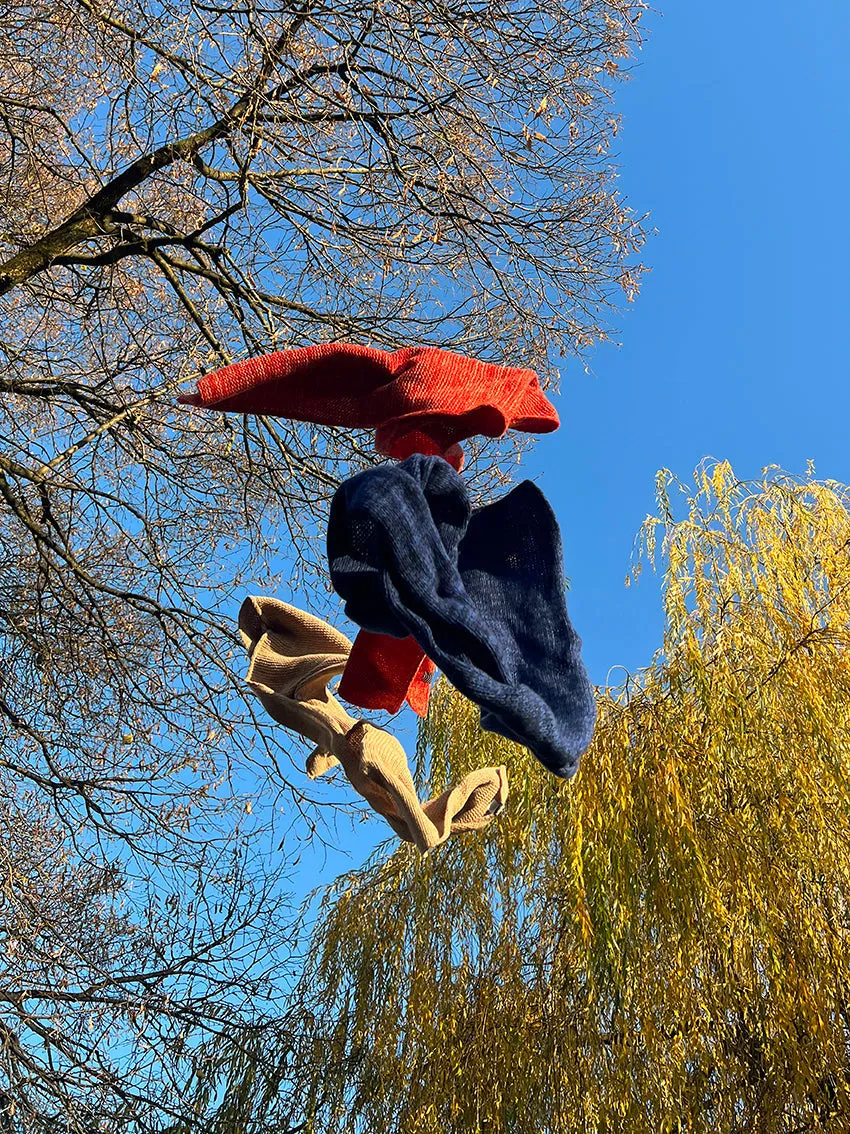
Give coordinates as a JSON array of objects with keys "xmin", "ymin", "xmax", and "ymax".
[
  {"xmin": 281, "ymin": 0, "xmax": 850, "ymax": 884},
  {"xmin": 525, "ymin": 0, "xmax": 850, "ymax": 686}
]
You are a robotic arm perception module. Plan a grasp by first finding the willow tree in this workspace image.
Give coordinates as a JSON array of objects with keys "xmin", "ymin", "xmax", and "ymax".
[
  {"xmin": 0, "ymin": 0, "xmax": 647, "ymax": 1126},
  {"xmin": 204, "ymin": 461, "xmax": 850, "ymax": 1133}
]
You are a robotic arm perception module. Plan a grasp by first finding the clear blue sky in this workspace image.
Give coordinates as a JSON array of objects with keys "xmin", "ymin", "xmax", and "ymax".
[
  {"xmin": 282, "ymin": 0, "xmax": 850, "ymax": 885},
  {"xmin": 525, "ymin": 0, "xmax": 850, "ymax": 687}
]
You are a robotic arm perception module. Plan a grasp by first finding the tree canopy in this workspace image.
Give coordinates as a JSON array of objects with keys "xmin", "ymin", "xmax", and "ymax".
[{"xmin": 0, "ymin": 1, "xmax": 647, "ymax": 1127}]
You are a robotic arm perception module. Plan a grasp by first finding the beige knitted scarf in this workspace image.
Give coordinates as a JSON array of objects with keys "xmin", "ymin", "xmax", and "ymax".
[{"xmin": 238, "ymin": 596, "xmax": 508, "ymax": 852}]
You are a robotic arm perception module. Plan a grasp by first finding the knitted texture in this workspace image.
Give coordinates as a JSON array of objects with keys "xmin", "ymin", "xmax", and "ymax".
[
  {"xmin": 178, "ymin": 342, "xmax": 559, "ymax": 461},
  {"xmin": 338, "ymin": 629, "xmax": 435, "ymax": 717},
  {"xmin": 312, "ymin": 728, "xmax": 509, "ymax": 848},
  {"xmin": 327, "ymin": 455, "xmax": 597, "ymax": 778},
  {"xmin": 238, "ymin": 596, "xmax": 508, "ymax": 850},
  {"xmin": 239, "ymin": 596, "xmax": 353, "ymax": 754},
  {"xmin": 421, "ymin": 765, "xmax": 509, "ymax": 841}
]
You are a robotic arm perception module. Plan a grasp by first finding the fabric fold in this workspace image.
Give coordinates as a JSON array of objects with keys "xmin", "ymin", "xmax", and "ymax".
[
  {"xmin": 327, "ymin": 455, "xmax": 597, "ymax": 779},
  {"xmin": 238, "ymin": 596, "xmax": 508, "ymax": 851},
  {"xmin": 308, "ymin": 736, "xmax": 509, "ymax": 847},
  {"xmin": 421, "ymin": 765, "xmax": 509, "ymax": 842}
]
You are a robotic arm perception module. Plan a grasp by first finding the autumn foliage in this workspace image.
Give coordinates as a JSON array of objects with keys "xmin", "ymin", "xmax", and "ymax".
[{"xmin": 256, "ymin": 463, "xmax": 850, "ymax": 1133}]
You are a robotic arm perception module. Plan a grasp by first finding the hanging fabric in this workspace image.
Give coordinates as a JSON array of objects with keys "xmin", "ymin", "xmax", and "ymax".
[
  {"xmin": 238, "ymin": 596, "xmax": 508, "ymax": 850},
  {"xmin": 180, "ymin": 341, "xmax": 561, "ymax": 719},
  {"xmin": 327, "ymin": 455, "xmax": 597, "ymax": 779},
  {"xmin": 178, "ymin": 342, "xmax": 558, "ymax": 463}
]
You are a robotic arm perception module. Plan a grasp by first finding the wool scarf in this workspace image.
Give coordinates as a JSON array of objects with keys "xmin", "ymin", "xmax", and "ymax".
[
  {"xmin": 327, "ymin": 456, "xmax": 597, "ymax": 779},
  {"xmin": 239, "ymin": 596, "xmax": 508, "ymax": 850},
  {"xmin": 178, "ymin": 342, "xmax": 558, "ymax": 462}
]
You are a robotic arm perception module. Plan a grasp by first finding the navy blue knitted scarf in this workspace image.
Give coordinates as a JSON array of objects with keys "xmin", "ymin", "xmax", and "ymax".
[{"xmin": 327, "ymin": 454, "xmax": 596, "ymax": 778}]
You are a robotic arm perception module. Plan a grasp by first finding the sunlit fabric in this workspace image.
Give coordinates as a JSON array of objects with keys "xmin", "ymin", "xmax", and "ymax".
[
  {"xmin": 178, "ymin": 341, "xmax": 559, "ymax": 462},
  {"xmin": 238, "ymin": 596, "xmax": 509, "ymax": 850},
  {"xmin": 338, "ymin": 629, "xmax": 435, "ymax": 717},
  {"xmin": 327, "ymin": 455, "xmax": 597, "ymax": 778}
]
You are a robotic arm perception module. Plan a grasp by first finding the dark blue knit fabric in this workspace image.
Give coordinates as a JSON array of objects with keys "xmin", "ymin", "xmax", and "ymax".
[{"xmin": 327, "ymin": 454, "xmax": 597, "ymax": 778}]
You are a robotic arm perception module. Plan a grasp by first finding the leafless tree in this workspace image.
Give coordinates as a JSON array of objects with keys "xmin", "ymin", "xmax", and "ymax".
[{"xmin": 0, "ymin": 0, "xmax": 647, "ymax": 1125}]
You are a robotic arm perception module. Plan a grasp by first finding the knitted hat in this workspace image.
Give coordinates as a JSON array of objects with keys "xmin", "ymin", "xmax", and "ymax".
[
  {"xmin": 178, "ymin": 342, "xmax": 559, "ymax": 463},
  {"xmin": 327, "ymin": 455, "xmax": 597, "ymax": 779}
]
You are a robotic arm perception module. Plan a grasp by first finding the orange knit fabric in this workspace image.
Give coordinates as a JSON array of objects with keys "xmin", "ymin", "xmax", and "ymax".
[
  {"xmin": 338, "ymin": 629, "xmax": 435, "ymax": 717},
  {"xmin": 178, "ymin": 342, "xmax": 559, "ymax": 460}
]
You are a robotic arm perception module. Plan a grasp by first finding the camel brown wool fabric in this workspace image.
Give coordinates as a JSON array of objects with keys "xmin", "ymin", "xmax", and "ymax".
[
  {"xmin": 238, "ymin": 596, "xmax": 353, "ymax": 750},
  {"xmin": 340, "ymin": 721, "xmax": 441, "ymax": 851},
  {"xmin": 239, "ymin": 596, "xmax": 353, "ymax": 754},
  {"xmin": 421, "ymin": 764, "xmax": 509, "ymax": 842},
  {"xmin": 238, "ymin": 596, "xmax": 507, "ymax": 852},
  {"xmin": 239, "ymin": 595, "xmax": 352, "ymax": 697},
  {"xmin": 240, "ymin": 593, "xmax": 432, "ymax": 717},
  {"xmin": 309, "ymin": 728, "xmax": 509, "ymax": 849},
  {"xmin": 178, "ymin": 342, "xmax": 559, "ymax": 461}
]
